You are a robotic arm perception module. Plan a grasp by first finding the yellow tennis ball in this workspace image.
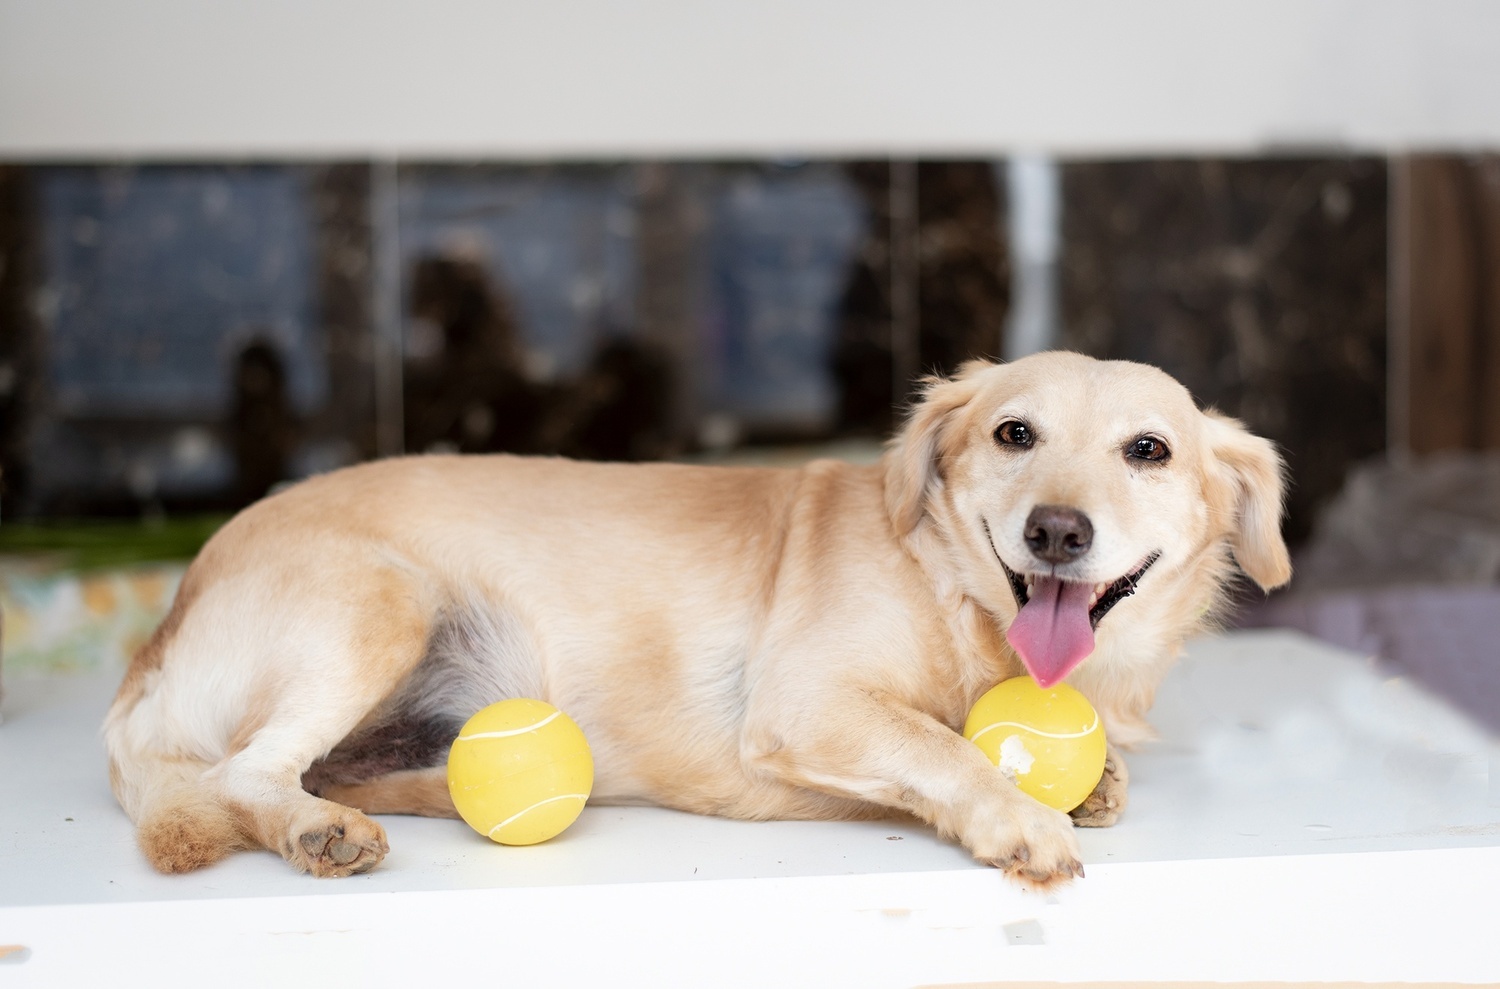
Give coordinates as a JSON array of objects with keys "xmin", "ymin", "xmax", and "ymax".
[
  {"xmin": 963, "ymin": 676, "xmax": 1106, "ymax": 813},
  {"xmin": 447, "ymin": 698, "xmax": 594, "ymax": 846}
]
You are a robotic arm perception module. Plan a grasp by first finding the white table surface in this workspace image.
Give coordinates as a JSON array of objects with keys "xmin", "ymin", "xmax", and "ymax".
[{"xmin": 2, "ymin": 629, "xmax": 1498, "ymax": 986}]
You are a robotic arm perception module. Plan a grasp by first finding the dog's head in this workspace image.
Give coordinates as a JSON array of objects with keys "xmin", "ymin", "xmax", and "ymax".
[{"xmin": 886, "ymin": 351, "xmax": 1291, "ymax": 693}]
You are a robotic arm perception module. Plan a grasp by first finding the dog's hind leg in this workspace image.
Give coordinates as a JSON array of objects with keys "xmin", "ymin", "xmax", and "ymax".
[
  {"xmin": 320, "ymin": 766, "xmax": 457, "ymax": 818},
  {"xmin": 109, "ymin": 562, "xmax": 439, "ymax": 877},
  {"xmin": 213, "ymin": 574, "xmax": 438, "ymax": 876}
]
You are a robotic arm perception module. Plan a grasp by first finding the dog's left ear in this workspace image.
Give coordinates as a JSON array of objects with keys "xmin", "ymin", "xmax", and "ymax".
[
  {"xmin": 1202, "ymin": 411, "xmax": 1293, "ymax": 591},
  {"xmin": 884, "ymin": 363, "xmax": 987, "ymax": 535}
]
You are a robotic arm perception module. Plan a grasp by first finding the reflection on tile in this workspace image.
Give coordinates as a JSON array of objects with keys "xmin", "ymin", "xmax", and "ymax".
[
  {"xmin": 393, "ymin": 160, "xmax": 1010, "ymax": 457},
  {"xmin": 398, "ymin": 164, "xmax": 664, "ymax": 460},
  {"xmin": 1060, "ymin": 158, "xmax": 1388, "ymax": 544},
  {"xmin": 400, "ymin": 165, "xmax": 638, "ymax": 380},
  {"xmin": 395, "ymin": 162, "xmax": 885, "ymax": 456},
  {"xmin": 703, "ymin": 162, "xmax": 866, "ymax": 436},
  {"xmin": 6, "ymin": 164, "xmax": 375, "ymax": 515},
  {"xmin": 38, "ymin": 166, "xmax": 322, "ymax": 418}
]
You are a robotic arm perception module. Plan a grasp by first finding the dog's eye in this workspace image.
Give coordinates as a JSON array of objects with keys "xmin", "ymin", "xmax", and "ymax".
[
  {"xmin": 994, "ymin": 420, "xmax": 1034, "ymax": 448},
  {"xmin": 1126, "ymin": 436, "xmax": 1170, "ymax": 463}
]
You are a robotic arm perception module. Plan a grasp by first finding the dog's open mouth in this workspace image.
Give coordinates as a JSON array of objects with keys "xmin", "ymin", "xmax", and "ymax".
[
  {"xmin": 985, "ymin": 522, "xmax": 1160, "ymax": 688},
  {"xmin": 1000, "ymin": 552, "xmax": 1160, "ymax": 632}
]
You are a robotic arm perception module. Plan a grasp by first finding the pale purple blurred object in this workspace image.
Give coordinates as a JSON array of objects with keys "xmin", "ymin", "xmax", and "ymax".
[{"xmin": 1239, "ymin": 453, "xmax": 1500, "ymax": 733}]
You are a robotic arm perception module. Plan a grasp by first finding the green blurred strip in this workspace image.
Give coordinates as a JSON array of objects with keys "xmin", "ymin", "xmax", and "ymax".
[{"xmin": 0, "ymin": 516, "xmax": 227, "ymax": 571}]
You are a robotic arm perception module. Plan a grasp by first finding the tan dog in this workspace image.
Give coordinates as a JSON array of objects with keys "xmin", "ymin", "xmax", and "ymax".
[{"xmin": 104, "ymin": 351, "xmax": 1290, "ymax": 889}]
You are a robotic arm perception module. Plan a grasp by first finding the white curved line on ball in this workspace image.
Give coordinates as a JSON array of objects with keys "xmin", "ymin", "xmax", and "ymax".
[
  {"xmin": 969, "ymin": 711, "xmax": 1100, "ymax": 744},
  {"xmin": 457, "ymin": 709, "xmax": 561, "ymax": 741},
  {"xmin": 487, "ymin": 793, "xmax": 589, "ymax": 837}
]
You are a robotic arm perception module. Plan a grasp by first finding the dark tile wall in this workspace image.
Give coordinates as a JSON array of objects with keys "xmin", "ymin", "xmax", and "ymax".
[
  {"xmin": 0, "ymin": 159, "xmax": 1017, "ymax": 517},
  {"xmin": 834, "ymin": 161, "xmax": 1009, "ymax": 436},
  {"xmin": 0, "ymin": 156, "xmax": 1389, "ymax": 543},
  {"xmin": 0, "ymin": 167, "xmax": 42, "ymax": 513},
  {"xmin": 1060, "ymin": 158, "xmax": 1389, "ymax": 544}
]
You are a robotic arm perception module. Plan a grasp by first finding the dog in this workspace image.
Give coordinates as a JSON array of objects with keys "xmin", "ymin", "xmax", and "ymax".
[{"xmin": 104, "ymin": 351, "xmax": 1290, "ymax": 889}]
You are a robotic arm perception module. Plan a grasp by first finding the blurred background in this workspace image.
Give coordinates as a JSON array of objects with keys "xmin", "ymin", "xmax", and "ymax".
[{"xmin": 1, "ymin": 1, "xmax": 1497, "ymax": 726}]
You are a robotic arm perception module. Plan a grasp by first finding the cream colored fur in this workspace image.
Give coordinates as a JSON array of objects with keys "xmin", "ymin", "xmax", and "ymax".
[{"xmin": 103, "ymin": 351, "xmax": 1290, "ymax": 888}]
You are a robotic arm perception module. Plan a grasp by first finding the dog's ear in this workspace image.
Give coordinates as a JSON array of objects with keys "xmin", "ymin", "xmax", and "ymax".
[
  {"xmin": 1202, "ymin": 411, "xmax": 1292, "ymax": 591},
  {"xmin": 884, "ymin": 363, "xmax": 987, "ymax": 535}
]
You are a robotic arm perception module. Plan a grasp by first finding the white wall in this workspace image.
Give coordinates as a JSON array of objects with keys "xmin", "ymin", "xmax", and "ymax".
[{"xmin": 3, "ymin": 0, "xmax": 1500, "ymax": 159}]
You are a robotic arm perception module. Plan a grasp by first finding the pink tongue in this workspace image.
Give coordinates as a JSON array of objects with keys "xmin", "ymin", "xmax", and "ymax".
[{"xmin": 1006, "ymin": 576, "xmax": 1096, "ymax": 688}]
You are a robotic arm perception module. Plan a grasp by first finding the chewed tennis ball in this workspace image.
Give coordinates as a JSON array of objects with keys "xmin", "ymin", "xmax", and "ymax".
[
  {"xmin": 963, "ymin": 676, "xmax": 1106, "ymax": 813},
  {"xmin": 447, "ymin": 698, "xmax": 594, "ymax": 845}
]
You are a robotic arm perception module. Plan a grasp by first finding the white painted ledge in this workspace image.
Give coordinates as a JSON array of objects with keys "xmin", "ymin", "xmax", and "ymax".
[{"xmin": 2, "ymin": 630, "xmax": 1497, "ymax": 985}]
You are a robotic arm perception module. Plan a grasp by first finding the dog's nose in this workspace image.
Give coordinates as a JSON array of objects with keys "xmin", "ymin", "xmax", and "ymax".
[{"xmin": 1024, "ymin": 505, "xmax": 1094, "ymax": 564}]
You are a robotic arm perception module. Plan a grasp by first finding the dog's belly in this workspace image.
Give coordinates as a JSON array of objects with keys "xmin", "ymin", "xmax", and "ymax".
[
  {"xmin": 301, "ymin": 592, "xmax": 877, "ymax": 823},
  {"xmin": 298, "ymin": 588, "xmax": 775, "ymax": 813}
]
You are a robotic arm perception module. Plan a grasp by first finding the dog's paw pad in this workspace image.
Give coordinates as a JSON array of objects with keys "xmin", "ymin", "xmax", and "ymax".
[{"xmin": 293, "ymin": 815, "xmax": 388, "ymax": 877}]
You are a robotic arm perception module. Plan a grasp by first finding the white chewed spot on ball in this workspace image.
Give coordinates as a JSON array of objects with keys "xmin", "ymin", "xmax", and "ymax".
[{"xmin": 998, "ymin": 735, "xmax": 1035, "ymax": 780}]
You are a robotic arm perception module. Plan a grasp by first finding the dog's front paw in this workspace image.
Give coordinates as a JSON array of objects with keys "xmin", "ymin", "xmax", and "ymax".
[
  {"xmin": 1070, "ymin": 748, "xmax": 1128, "ymax": 828},
  {"xmin": 289, "ymin": 805, "xmax": 389, "ymax": 877},
  {"xmin": 969, "ymin": 797, "xmax": 1084, "ymax": 890}
]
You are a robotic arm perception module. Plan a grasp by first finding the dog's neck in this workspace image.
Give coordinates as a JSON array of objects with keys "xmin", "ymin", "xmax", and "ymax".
[{"xmin": 899, "ymin": 515, "xmax": 1026, "ymax": 724}]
